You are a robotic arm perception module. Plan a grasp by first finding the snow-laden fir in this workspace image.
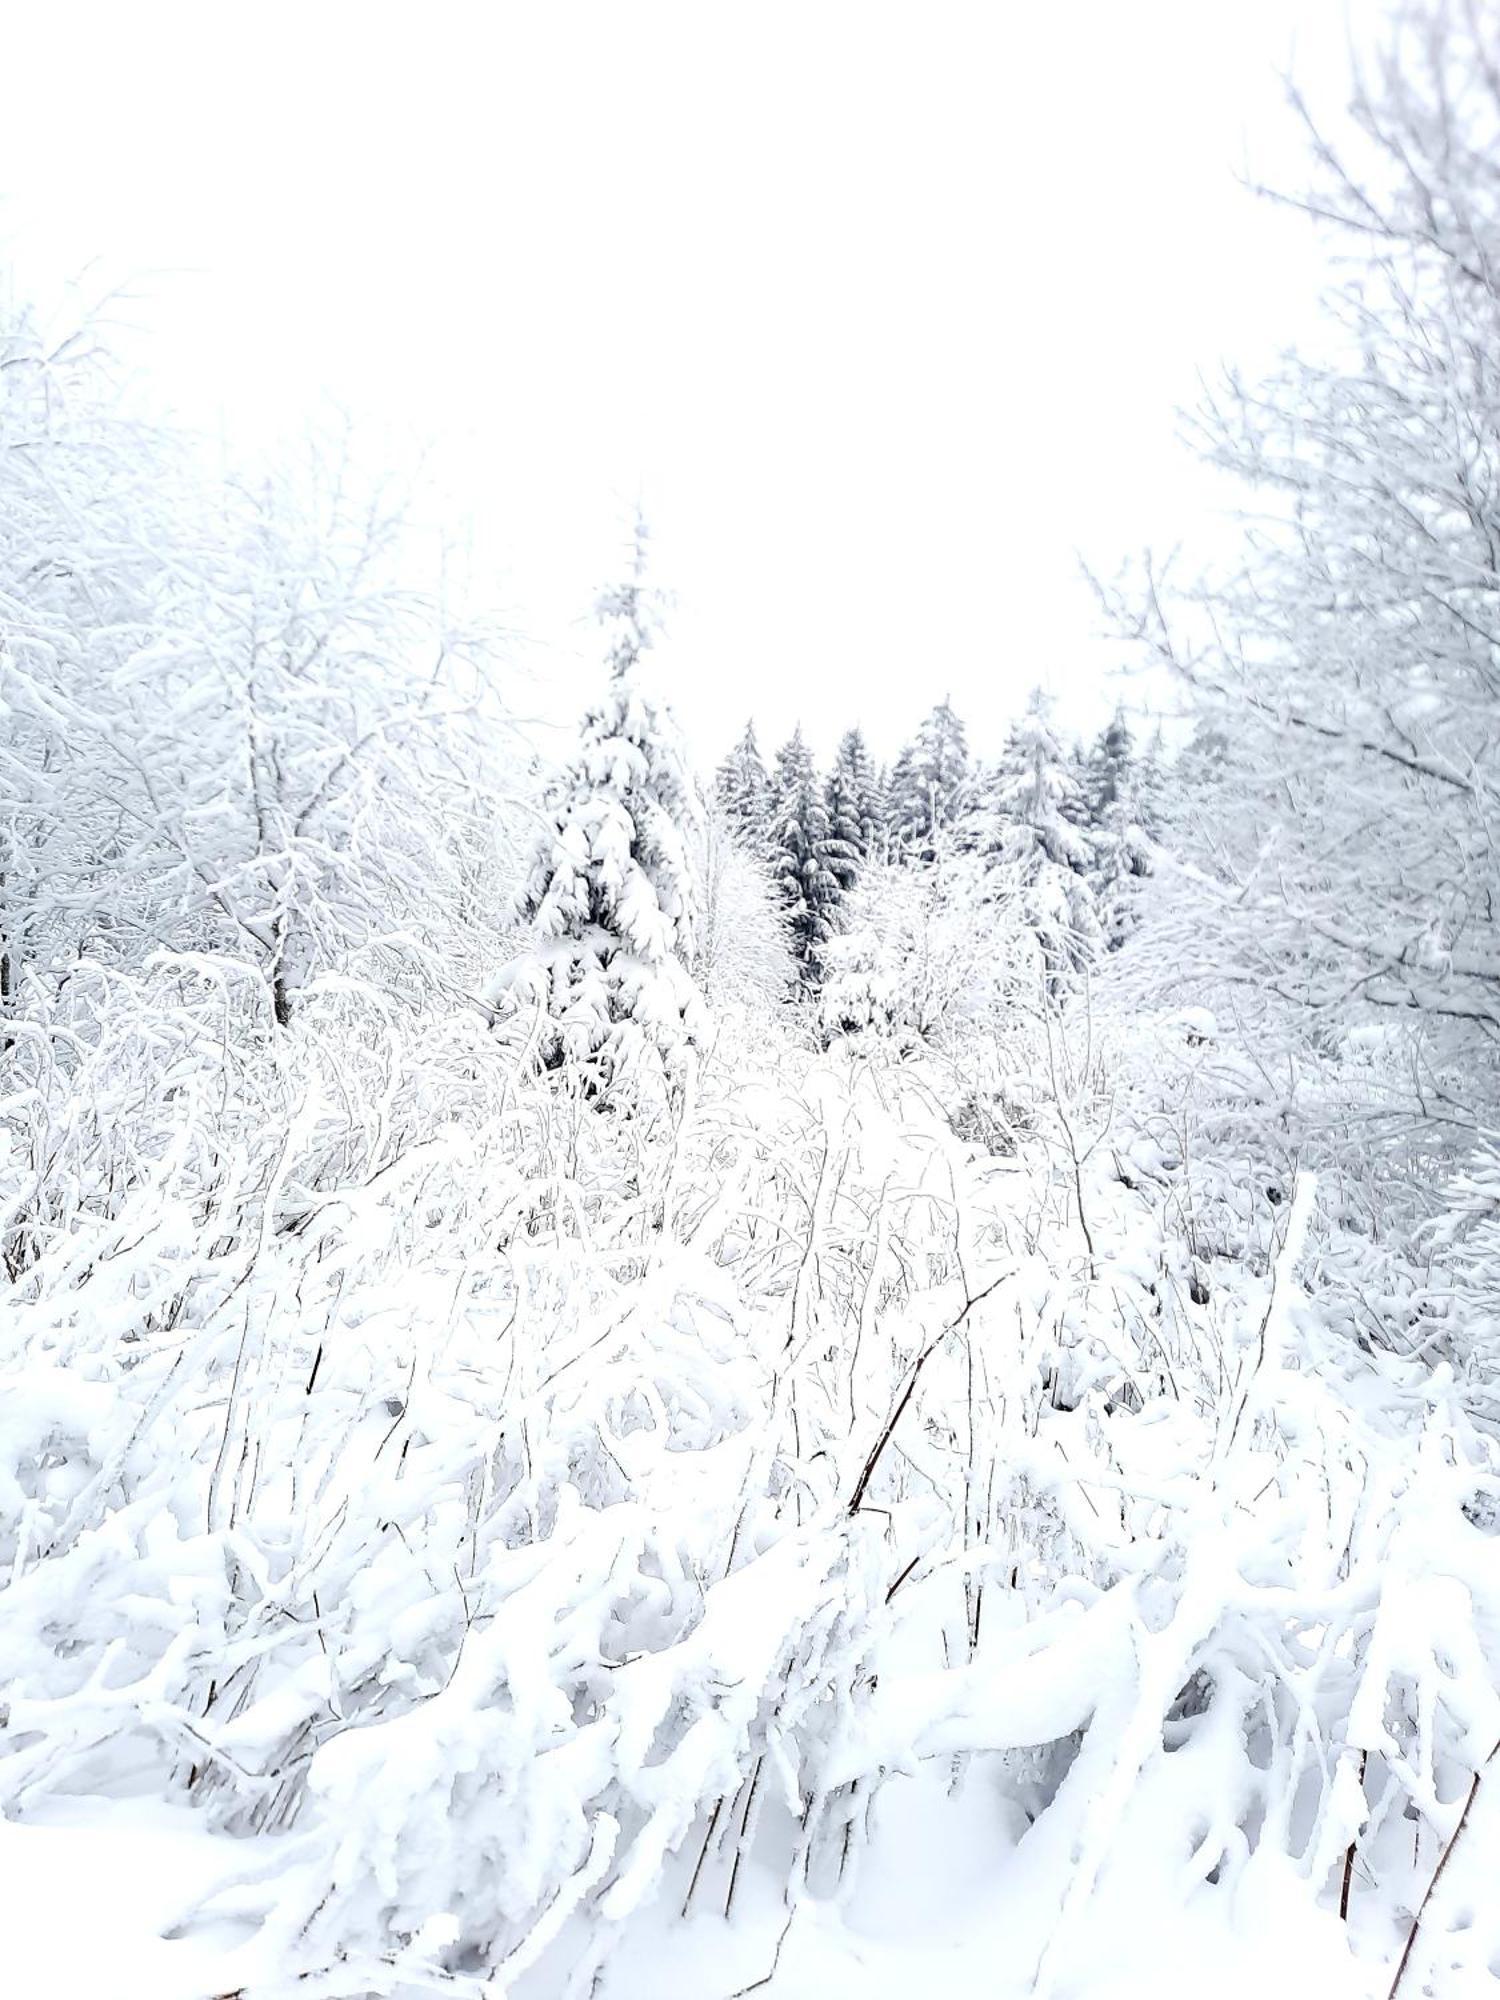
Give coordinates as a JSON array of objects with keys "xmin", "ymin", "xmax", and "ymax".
[{"xmin": 5, "ymin": 8, "xmax": 1500, "ymax": 1996}]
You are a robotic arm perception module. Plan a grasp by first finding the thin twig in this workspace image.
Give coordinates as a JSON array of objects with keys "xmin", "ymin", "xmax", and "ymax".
[
  {"xmin": 847, "ymin": 1268, "xmax": 1012, "ymax": 1516},
  {"xmin": 1387, "ymin": 1738, "xmax": 1498, "ymax": 1999}
]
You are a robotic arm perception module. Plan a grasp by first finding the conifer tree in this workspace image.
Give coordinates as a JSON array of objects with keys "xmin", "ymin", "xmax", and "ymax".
[
  {"xmin": 1134, "ymin": 723, "xmax": 1165, "ymax": 843},
  {"xmin": 1088, "ymin": 710, "xmax": 1134, "ymax": 818},
  {"xmin": 827, "ymin": 726, "xmax": 884, "ymax": 865},
  {"xmin": 888, "ymin": 698, "xmax": 969, "ymax": 859},
  {"xmin": 1086, "ymin": 710, "xmax": 1150, "ymax": 950},
  {"xmin": 969, "ymin": 690, "xmax": 1100, "ymax": 993},
  {"xmin": 1061, "ymin": 738, "xmax": 1093, "ymax": 832},
  {"xmin": 828, "ymin": 732, "xmax": 888, "ymax": 864},
  {"xmin": 886, "ymin": 742, "xmax": 920, "ymax": 854},
  {"xmin": 823, "ymin": 740, "xmax": 870, "ymax": 893},
  {"xmin": 714, "ymin": 719, "xmax": 773, "ymax": 860},
  {"xmin": 493, "ymin": 523, "xmax": 706, "ymax": 1077},
  {"xmin": 867, "ymin": 760, "xmax": 893, "ymax": 864},
  {"xmin": 1176, "ymin": 717, "xmax": 1230, "ymax": 791},
  {"xmin": 770, "ymin": 726, "xmax": 848, "ymax": 987}
]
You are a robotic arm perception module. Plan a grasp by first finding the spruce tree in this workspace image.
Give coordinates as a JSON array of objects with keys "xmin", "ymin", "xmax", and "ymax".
[
  {"xmin": 1086, "ymin": 710, "xmax": 1150, "ymax": 950},
  {"xmin": 770, "ymin": 726, "xmax": 848, "ymax": 988},
  {"xmin": 886, "ymin": 742, "xmax": 920, "ymax": 855},
  {"xmin": 970, "ymin": 690, "xmax": 1100, "ymax": 994},
  {"xmin": 888, "ymin": 698, "xmax": 969, "ymax": 859},
  {"xmin": 714, "ymin": 719, "xmax": 773, "ymax": 859},
  {"xmin": 1061, "ymin": 738, "xmax": 1093, "ymax": 832},
  {"xmin": 824, "ymin": 739, "xmax": 870, "ymax": 892},
  {"xmin": 1134, "ymin": 723, "xmax": 1165, "ymax": 843},
  {"xmin": 1088, "ymin": 710, "xmax": 1134, "ymax": 817},
  {"xmin": 494, "ymin": 524, "xmax": 706, "ymax": 1078},
  {"xmin": 1177, "ymin": 717, "xmax": 1230, "ymax": 791},
  {"xmin": 827, "ymin": 725, "xmax": 885, "ymax": 865}
]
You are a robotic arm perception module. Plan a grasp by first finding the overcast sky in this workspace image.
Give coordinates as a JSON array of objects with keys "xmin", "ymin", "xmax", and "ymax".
[{"xmin": 1, "ymin": 0, "xmax": 1374, "ymax": 764}]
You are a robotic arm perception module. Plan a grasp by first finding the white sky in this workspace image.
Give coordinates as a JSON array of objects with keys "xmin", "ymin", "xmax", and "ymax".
[{"xmin": 0, "ymin": 0, "xmax": 1375, "ymax": 765}]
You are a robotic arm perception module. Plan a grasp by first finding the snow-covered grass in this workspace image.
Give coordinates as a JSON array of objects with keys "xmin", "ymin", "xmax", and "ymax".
[{"xmin": 4, "ymin": 965, "xmax": 1498, "ymax": 1998}]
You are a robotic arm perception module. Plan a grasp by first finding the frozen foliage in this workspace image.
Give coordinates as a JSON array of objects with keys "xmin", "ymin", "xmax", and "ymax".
[
  {"xmin": 819, "ymin": 842, "xmax": 1033, "ymax": 1062},
  {"xmin": 1098, "ymin": 0, "xmax": 1500, "ymax": 1420},
  {"xmin": 0, "ymin": 288, "xmax": 166, "ymax": 1014}
]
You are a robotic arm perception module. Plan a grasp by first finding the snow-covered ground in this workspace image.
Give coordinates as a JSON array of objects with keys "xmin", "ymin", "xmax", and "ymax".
[{"xmin": 4, "ymin": 981, "xmax": 1496, "ymax": 1999}]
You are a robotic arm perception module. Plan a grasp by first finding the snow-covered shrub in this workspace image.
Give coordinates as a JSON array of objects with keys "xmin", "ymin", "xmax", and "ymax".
[
  {"xmin": 816, "ymin": 928, "xmax": 900, "ymax": 1044},
  {"xmin": 820, "ymin": 848, "xmax": 1032, "ymax": 1055},
  {"xmin": 4, "ymin": 948, "xmax": 1500, "ymax": 1996}
]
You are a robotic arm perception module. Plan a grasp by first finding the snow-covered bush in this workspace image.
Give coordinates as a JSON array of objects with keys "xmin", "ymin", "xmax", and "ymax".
[
  {"xmin": 819, "ymin": 848, "xmax": 1031, "ymax": 1053},
  {"xmin": 4, "ymin": 915, "xmax": 1500, "ymax": 1998}
]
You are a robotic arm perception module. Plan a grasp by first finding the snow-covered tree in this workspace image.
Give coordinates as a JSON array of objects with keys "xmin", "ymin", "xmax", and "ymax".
[
  {"xmin": 1087, "ymin": 712, "xmax": 1132, "ymax": 818},
  {"xmin": 694, "ymin": 805, "xmax": 794, "ymax": 1011},
  {"xmin": 888, "ymin": 698, "xmax": 969, "ymax": 859},
  {"xmin": 968, "ymin": 692, "xmax": 1100, "ymax": 993},
  {"xmin": 0, "ymin": 295, "xmax": 509, "ymax": 1032},
  {"xmin": 1133, "ymin": 722, "xmax": 1166, "ymax": 843},
  {"xmin": 714, "ymin": 718, "xmax": 774, "ymax": 860},
  {"xmin": 1110, "ymin": 1, "xmax": 1500, "ymax": 1073},
  {"xmin": 1061, "ymin": 737, "xmax": 1094, "ymax": 833},
  {"xmin": 1086, "ymin": 711, "xmax": 1150, "ymax": 950},
  {"xmin": 1173, "ymin": 717, "xmax": 1230, "ymax": 795},
  {"xmin": 494, "ymin": 530, "xmax": 707, "ymax": 1078},
  {"xmin": 147, "ymin": 453, "xmax": 512, "ymax": 1022},
  {"xmin": 0, "ymin": 287, "xmax": 171, "ymax": 1024},
  {"xmin": 826, "ymin": 726, "xmax": 885, "ymax": 867},
  {"xmin": 769, "ymin": 725, "xmax": 848, "ymax": 988},
  {"xmin": 822, "ymin": 738, "xmax": 870, "ymax": 895}
]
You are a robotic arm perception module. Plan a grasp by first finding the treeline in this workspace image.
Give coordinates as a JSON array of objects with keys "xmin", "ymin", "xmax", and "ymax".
[{"xmin": 713, "ymin": 696, "xmax": 1158, "ymax": 988}]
